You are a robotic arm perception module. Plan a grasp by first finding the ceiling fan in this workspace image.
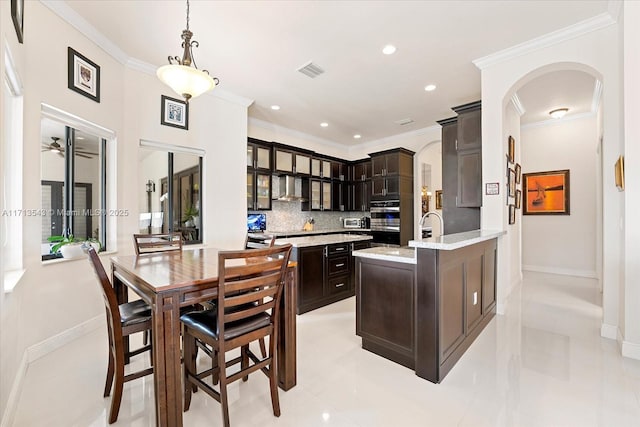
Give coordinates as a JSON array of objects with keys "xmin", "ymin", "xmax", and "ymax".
[{"xmin": 41, "ymin": 137, "xmax": 97, "ymax": 159}]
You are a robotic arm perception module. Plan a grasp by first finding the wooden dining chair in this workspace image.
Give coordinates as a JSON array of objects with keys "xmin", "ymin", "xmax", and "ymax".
[
  {"xmin": 86, "ymin": 246, "xmax": 154, "ymax": 424},
  {"xmin": 181, "ymin": 244, "xmax": 293, "ymax": 427},
  {"xmin": 132, "ymin": 232, "xmax": 182, "ymax": 255},
  {"xmin": 245, "ymin": 234, "xmax": 275, "ymax": 357}
]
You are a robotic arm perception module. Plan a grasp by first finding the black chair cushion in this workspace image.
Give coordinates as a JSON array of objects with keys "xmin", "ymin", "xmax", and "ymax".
[
  {"xmin": 180, "ymin": 307, "xmax": 270, "ymax": 342},
  {"xmin": 119, "ymin": 299, "xmax": 151, "ymax": 327}
]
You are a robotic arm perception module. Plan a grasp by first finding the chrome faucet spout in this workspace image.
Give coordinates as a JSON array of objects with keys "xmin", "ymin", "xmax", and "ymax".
[{"xmin": 419, "ymin": 211, "xmax": 444, "ymax": 236}]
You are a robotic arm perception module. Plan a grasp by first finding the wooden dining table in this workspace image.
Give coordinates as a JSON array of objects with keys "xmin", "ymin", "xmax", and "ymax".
[{"xmin": 110, "ymin": 248, "xmax": 297, "ymax": 427}]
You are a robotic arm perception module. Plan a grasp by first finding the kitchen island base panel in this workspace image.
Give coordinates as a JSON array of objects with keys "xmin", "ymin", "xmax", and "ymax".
[{"xmin": 362, "ymin": 339, "xmax": 415, "ymax": 370}]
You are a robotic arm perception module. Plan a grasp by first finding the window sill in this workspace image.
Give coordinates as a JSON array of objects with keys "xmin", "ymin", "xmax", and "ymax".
[
  {"xmin": 3, "ymin": 269, "xmax": 25, "ymax": 293},
  {"xmin": 41, "ymin": 250, "xmax": 118, "ymax": 266}
]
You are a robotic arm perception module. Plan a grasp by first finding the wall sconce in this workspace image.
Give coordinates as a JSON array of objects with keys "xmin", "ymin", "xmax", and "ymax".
[{"xmin": 146, "ymin": 180, "xmax": 156, "ymax": 193}]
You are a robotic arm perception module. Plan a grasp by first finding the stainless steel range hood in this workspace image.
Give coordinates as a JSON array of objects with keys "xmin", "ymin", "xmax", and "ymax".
[{"xmin": 274, "ymin": 175, "xmax": 307, "ymax": 202}]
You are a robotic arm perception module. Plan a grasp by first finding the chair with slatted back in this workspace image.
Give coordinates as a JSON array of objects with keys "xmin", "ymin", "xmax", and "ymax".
[
  {"xmin": 245, "ymin": 234, "xmax": 275, "ymax": 357},
  {"xmin": 132, "ymin": 232, "xmax": 182, "ymax": 255},
  {"xmin": 181, "ymin": 244, "xmax": 293, "ymax": 427},
  {"xmin": 86, "ymin": 246, "xmax": 153, "ymax": 424}
]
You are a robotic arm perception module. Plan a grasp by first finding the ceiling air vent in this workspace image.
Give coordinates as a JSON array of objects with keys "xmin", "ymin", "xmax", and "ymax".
[
  {"xmin": 394, "ymin": 118, "xmax": 414, "ymax": 126},
  {"xmin": 297, "ymin": 61, "xmax": 325, "ymax": 78}
]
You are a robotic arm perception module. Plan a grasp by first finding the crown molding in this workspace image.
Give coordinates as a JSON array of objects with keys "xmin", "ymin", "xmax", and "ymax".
[
  {"xmin": 608, "ymin": 0, "xmax": 623, "ymax": 22},
  {"xmin": 41, "ymin": 0, "xmax": 129, "ymax": 65},
  {"xmin": 348, "ymin": 124, "xmax": 441, "ymax": 153},
  {"xmin": 521, "ymin": 111, "xmax": 595, "ymax": 130},
  {"xmin": 591, "ymin": 79, "xmax": 603, "ymax": 112},
  {"xmin": 473, "ymin": 12, "xmax": 617, "ymax": 70},
  {"xmin": 249, "ymin": 118, "xmax": 345, "ymax": 149},
  {"xmin": 41, "ymin": 0, "xmax": 253, "ymax": 108},
  {"xmin": 510, "ymin": 94, "xmax": 526, "ymax": 116}
]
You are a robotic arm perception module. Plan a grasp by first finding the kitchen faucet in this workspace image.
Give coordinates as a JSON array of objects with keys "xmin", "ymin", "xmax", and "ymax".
[{"xmin": 419, "ymin": 211, "xmax": 444, "ymax": 237}]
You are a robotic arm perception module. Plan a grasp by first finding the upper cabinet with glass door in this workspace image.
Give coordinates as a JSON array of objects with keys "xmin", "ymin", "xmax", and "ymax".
[
  {"xmin": 247, "ymin": 138, "xmax": 272, "ymax": 171},
  {"xmin": 274, "ymin": 144, "xmax": 312, "ymax": 176}
]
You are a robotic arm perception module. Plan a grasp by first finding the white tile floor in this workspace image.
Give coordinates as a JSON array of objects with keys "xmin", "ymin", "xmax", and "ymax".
[{"xmin": 12, "ymin": 272, "xmax": 640, "ymax": 426}]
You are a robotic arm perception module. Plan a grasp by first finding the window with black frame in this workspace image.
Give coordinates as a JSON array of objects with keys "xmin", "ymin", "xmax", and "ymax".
[
  {"xmin": 138, "ymin": 147, "xmax": 202, "ymax": 245},
  {"xmin": 41, "ymin": 117, "xmax": 107, "ymax": 260}
]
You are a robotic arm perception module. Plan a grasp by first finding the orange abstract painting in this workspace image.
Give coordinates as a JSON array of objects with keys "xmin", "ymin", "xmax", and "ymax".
[{"xmin": 522, "ymin": 169, "xmax": 570, "ymax": 215}]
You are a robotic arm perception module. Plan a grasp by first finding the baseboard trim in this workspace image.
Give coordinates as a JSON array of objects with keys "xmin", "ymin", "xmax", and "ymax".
[
  {"xmin": 497, "ymin": 275, "xmax": 522, "ymax": 315},
  {"xmin": 600, "ymin": 323, "xmax": 617, "ymax": 340},
  {"xmin": 1, "ymin": 315, "xmax": 103, "ymax": 427},
  {"xmin": 622, "ymin": 340, "xmax": 640, "ymax": 360},
  {"xmin": 0, "ymin": 353, "xmax": 27, "ymax": 427},
  {"xmin": 27, "ymin": 315, "xmax": 103, "ymax": 363},
  {"xmin": 522, "ymin": 264, "xmax": 597, "ymax": 279}
]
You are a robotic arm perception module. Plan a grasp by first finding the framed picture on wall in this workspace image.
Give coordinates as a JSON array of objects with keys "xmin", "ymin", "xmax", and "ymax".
[
  {"xmin": 516, "ymin": 189, "xmax": 522, "ymax": 209},
  {"xmin": 435, "ymin": 190, "xmax": 443, "ymax": 210},
  {"xmin": 161, "ymin": 95, "xmax": 189, "ymax": 130},
  {"xmin": 615, "ymin": 155, "xmax": 625, "ymax": 191},
  {"xmin": 11, "ymin": 0, "xmax": 24, "ymax": 44},
  {"xmin": 515, "ymin": 163, "xmax": 522, "ymax": 184},
  {"xmin": 67, "ymin": 47, "xmax": 101, "ymax": 102},
  {"xmin": 522, "ymin": 169, "xmax": 570, "ymax": 215},
  {"xmin": 508, "ymin": 136, "xmax": 515, "ymax": 163},
  {"xmin": 508, "ymin": 168, "xmax": 516, "ymax": 197},
  {"xmin": 509, "ymin": 204, "xmax": 516, "ymax": 225}
]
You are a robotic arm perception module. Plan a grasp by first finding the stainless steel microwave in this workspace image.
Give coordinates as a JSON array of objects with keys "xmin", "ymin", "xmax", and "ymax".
[{"xmin": 342, "ymin": 218, "xmax": 362, "ymax": 229}]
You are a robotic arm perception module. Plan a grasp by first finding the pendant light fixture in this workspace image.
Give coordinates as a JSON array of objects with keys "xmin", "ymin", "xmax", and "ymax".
[{"xmin": 157, "ymin": 0, "xmax": 218, "ymax": 102}]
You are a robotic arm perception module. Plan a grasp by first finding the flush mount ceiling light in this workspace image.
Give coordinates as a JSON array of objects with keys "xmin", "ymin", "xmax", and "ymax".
[
  {"xmin": 320, "ymin": 122, "xmax": 328, "ymax": 128},
  {"xmin": 353, "ymin": 134, "xmax": 362, "ymax": 139},
  {"xmin": 156, "ymin": 0, "xmax": 218, "ymax": 102},
  {"xmin": 270, "ymin": 105, "xmax": 281, "ymax": 110},
  {"xmin": 424, "ymin": 84, "xmax": 437, "ymax": 92},
  {"xmin": 549, "ymin": 108, "xmax": 569, "ymax": 119},
  {"xmin": 382, "ymin": 44, "xmax": 397, "ymax": 55}
]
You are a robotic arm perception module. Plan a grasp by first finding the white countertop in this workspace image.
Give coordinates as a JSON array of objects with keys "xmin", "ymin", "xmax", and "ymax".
[
  {"xmin": 275, "ymin": 234, "xmax": 372, "ymax": 248},
  {"xmin": 352, "ymin": 247, "xmax": 416, "ymax": 264},
  {"xmin": 257, "ymin": 228, "xmax": 370, "ymax": 237},
  {"xmin": 408, "ymin": 229, "xmax": 505, "ymax": 251}
]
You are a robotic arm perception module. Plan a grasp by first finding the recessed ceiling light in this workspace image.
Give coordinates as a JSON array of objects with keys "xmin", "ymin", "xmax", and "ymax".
[
  {"xmin": 320, "ymin": 122, "xmax": 328, "ymax": 127},
  {"xmin": 270, "ymin": 105, "xmax": 280, "ymax": 110},
  {"xmin": 549, "ymin": 108, "xmax": 569, "ymax": 119},
  {"xmin": 424, "ymin": 84, "xmax": 437, "ymax": 92},
  {"xmin": 382, "ymin": 44, "xmax": 397, "ymax": 55},
  {"xmin": 354, "ymin": 134, "xmax": 361, "ymax": 139}
]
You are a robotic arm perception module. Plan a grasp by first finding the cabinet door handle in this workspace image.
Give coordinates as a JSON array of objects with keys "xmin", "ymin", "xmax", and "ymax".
[
  {"xmin": 335, "ymin": 282, "xmax": 345, "ymax": 288},
  {"xmin": 335, "ymin": 263, "xmax": 345, "ymax": 267},
  {"xmin": 455, "ymin": 139, "xmax": 458, "ymax": 151},
  {"xmin": 335, "ymin": 247, "xmax": 346, "ymax": 251}
]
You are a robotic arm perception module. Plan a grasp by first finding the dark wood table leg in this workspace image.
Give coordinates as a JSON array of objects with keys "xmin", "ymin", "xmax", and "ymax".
[
  {"xmin": 278, "ymin": 265, "xmax": 297, "ymax": 390},
  {"xmin": 112, "ymin": 268, "xmax": 131, "ymax": 364},
  {"xmin": 152, "ymin": 290, "xmax": 184, "ymax": 427}
]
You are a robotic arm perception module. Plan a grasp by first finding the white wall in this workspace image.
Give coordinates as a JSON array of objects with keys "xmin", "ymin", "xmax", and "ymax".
[
  {"xmin": 504, "ymin": 102, "xmax": 522, "ymax": 288},
  {"xmin": 521, "ymin": 116, "xmax": 598, "ymax": 277},
  {"xmin": 477, "ymin": 19, "xmax": 624, "ymax": 339},
  {"xmin": 0, "ymin": 2, "xmax": 249, "ymax": 422}
]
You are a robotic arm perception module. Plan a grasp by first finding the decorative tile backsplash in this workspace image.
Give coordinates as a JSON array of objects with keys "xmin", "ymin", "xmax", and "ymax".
[{"xmin": 250, "ymin": 201, "xmax": 366, "ymax": 232}]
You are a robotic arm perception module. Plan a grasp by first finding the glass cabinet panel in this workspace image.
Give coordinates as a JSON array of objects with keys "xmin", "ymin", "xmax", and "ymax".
[
  {"xmin": 322, "ymin": 181, "xmax": 331, "ymax": 211},
  {"xmin": 246, "ymin": 145, "xmax": 254, "ymax": 167},
  {"xmin": 256, "ymin": 147, "xmax": 270, "ymax": 170},
  {"xmin": 275, "ymin": 150, "xmax": 293, "ymax": 173},
  {"xmin": 311, "ymin": 158, "xmax": 321, "ymax": 177},
  {"xmin": 295, "ymin": 154, "xmax": 310, "ymax": 175},
  {"xmin": 311, "ymin": 180, "xmax": 321, "ymax": 210},
  {"xmin": 256, "ymin": 173, "xmax": 271, "ymax": 209},
  {"xmin": 247, "ymin": 173, "xmax": 254, "ymax": 209},
  {"xmin": 322, "ymin": 160, "xmax": 331, "ymax": 179}
]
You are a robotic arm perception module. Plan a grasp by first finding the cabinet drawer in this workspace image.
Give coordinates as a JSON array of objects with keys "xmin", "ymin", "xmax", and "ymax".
[
  {"xmin": 327, "ymin": 243, "xmax": 349, "ymax": 256},
  {"xmin": 327, "ymin": 255, "xmax": 350, "ymax": 275},
  {"xmin": 328, "ymin": 275, "xmax": 350, "ymax": 295}
]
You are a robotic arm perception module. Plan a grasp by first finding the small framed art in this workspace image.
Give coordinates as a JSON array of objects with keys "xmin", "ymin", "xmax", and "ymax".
[
  {"xmin": 509, "ymin": 204, "xmax": 516, "ymax": 225},
  {"xmin": 516, "ymin": 189, "xmax": 521, "ymax": 209},
  {"xmin": 435, "ymin": 190, "xmax": 443, "ymax": 210},
  {"xmin": 508, "ymin": 168, "xmax": 516, "ymax": 197},
  {"xmin": 486, "ymin": 182, "xmax": 499, "ymax": 195},
  {"xmin": 161, "ymin": 95, "xmax": 189, "ymax": 130},
  {"xmin": 508, "ymin": 136, "xmax": 515, "ymax": 163},
  {"xmin": 615, "ymin": 155, "xmax": 625, "ymax": 191},
  {"xmin": 11, "ymin": 0, "xmax": 24, "ymax": 44},
  {"xmin": 67, "ymin": 47, "xmax": 100, "ymax": 102},
  {"xmin": 515, "ymin": 163, "xmax": 521, "ymax": 184}
]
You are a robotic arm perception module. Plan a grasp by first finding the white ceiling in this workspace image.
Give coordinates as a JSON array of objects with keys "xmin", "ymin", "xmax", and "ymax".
[{"xmin": 63, "ymin": 0, "xmax": 609, "ymax": 146}]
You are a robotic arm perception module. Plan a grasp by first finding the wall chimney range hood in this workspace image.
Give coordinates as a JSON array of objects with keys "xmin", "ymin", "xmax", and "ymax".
[{"xmin": 274, "ymin": 175, "xmax": 307, "ymax": 202}]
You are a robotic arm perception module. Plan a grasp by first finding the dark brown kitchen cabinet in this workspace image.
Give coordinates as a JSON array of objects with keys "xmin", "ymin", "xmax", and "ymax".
[
  {"xmin": 247, "ymin": 138, "xmax": 272, "ymax": 171},
  {"xmin": 451, "ymin": 101, "xmax": 482, "ymax": 208},
  {"xmin": 246, "ymin": 171, "xmax": 271, "ymax": 210},
  {"xmin": 293, "ymin": 240, "xmax": 368, "ymax": 314},
  {"xmin": 274, "ymin": 146, "xmax": 311, "ymax": 176},
  {"xmin": 332, "ymin": 181, "xmax": 348, "ymax": 212},
  {"xmin": 331, "ymin": 161, "xmax": 347, "ymax": 181},
  {"xmin": 311, "ymin": 157, "xmax": 332, "ymax": 179},
  {"xmin": 302, "ymin": 179, "xmax": 332, "ymax": 211},
  {"xmin": 369, "ymin": 148, "xmax": 414, "ymax": 201},
  {"xmin": 352, "ymin": 180, "xmax": 371, "ymax": 212},
  {"xmin": 352, "ymin": 159, "xmax": 371, "ymax": 181}
]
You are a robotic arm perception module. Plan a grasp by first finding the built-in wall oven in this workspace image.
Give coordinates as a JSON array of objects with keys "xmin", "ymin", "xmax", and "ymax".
[{"xmin": 370, "ymin": 200, "xmax": 400, "ymax": 247}]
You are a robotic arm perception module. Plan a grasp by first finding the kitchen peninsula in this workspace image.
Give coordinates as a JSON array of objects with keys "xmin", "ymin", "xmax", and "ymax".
[{"xmin": 353, "ymin": 229, "xmax": 504, "ymax": 383}]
